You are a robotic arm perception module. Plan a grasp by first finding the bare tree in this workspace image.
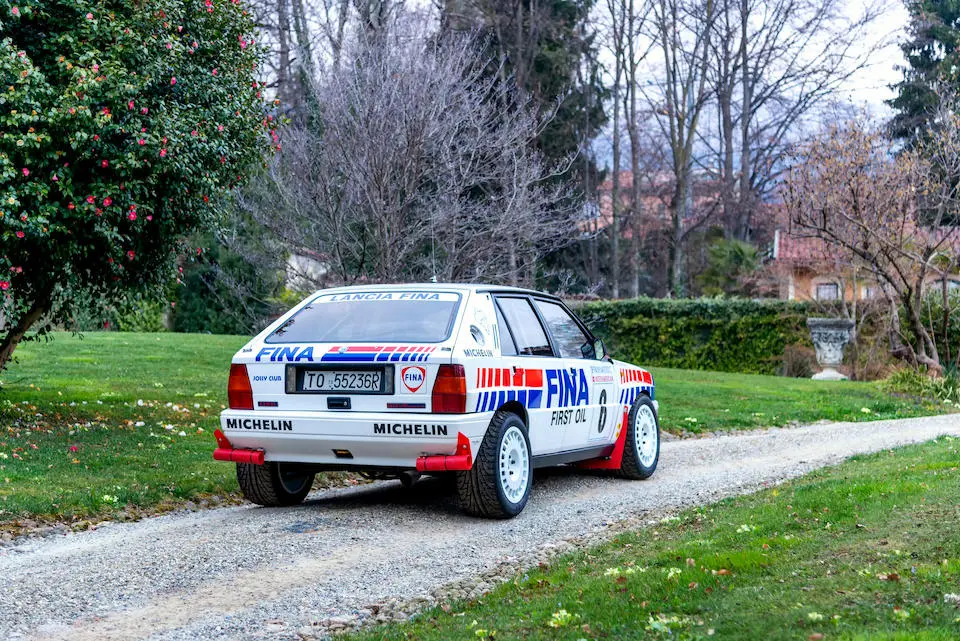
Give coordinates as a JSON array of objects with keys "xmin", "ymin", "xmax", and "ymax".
[
  {"xmin": 605, "ymin": 0, "xmax": 628, "ymax": 297},
  {"xmin": 243, "ymin": 29, "xmax": 575, "ymax": 287},
  {"xmin": 705, "ymin": 0, "xmax": 887, "ymax": 242},
  {"xmin": 643, "ymin": 0, "xmax": 717, "ymax": 296},
  {"xmin": 784, "ymin": 108, "xmax": 960, "ymax": 373}
]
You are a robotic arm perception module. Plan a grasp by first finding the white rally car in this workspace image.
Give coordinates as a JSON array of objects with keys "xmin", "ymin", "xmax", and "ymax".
[{"xmin": 216, "ymin": 284, "xmax": 660, "ymax": 518}]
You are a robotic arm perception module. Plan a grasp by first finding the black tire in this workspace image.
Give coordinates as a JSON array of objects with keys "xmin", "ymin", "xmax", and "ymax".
[
  {"xmin": 236, "ymin": 461, "xmax": 315, "ymax": 507},
  {"xmin": 618, "ymin": 395, "xmax": 660, "ymax": 480},
  {"xmin": 457, "ymin": 411, "xmax": 532, "ymax": 518}
]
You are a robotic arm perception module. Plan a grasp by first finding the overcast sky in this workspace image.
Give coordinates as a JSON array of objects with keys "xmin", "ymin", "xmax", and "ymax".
[{"xmin": 839, "ymin": 0, "xmax": 909, "ymax": 115}]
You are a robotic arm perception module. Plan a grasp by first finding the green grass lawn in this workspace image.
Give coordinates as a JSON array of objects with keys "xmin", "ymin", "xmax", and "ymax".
[
  {"xmin": 0, "ymin": 332, "xmax": 949, "ymax": 531},
  {"xmin": 652, "ymin": 368, "xmax": 947, "ymax": 433},
  {"xmin": 348, "ymin": 437, "xmax": 960, "ymax": 641}
]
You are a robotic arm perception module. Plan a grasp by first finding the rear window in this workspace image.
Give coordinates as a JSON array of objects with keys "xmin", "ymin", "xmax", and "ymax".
[{"xmin": 265, "ymin": 291, "xmax": 461, "ymax": 344}]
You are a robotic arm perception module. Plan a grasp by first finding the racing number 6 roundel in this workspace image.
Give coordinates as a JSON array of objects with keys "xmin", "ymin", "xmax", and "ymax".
[{"xmin": 597, "ymin": 389, "xmax": 607, "ymax": 434}]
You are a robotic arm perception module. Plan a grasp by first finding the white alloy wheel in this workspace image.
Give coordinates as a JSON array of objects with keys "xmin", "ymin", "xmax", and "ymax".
[
  {"xmin": 498, "ymin": 425, "xmax": 530, "ymax": 504},
  {"xmin": 635, "ymin": 404, "xmax": 659, "ymax": 468}
]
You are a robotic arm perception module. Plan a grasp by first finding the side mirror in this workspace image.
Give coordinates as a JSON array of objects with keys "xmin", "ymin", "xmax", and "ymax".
[
  {"xmin": 580, "ymin": 341, "xmax": 596, "ymax": 360},
  {"xmin": 594, "ymin": 339, "xmax": 606, "ymax": 360}
]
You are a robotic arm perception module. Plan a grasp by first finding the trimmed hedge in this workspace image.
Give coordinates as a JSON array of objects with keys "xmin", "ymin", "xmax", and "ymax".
[{"xmin": 575, "ymin": 298, "xmax": 814, "ymax": 375}]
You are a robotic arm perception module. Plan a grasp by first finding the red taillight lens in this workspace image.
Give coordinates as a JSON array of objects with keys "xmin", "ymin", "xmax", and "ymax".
[
  {"xmin": 228, "ymin": 363, "xmax": 254, "ymax": 410},
  {"xmin": 431, "ymin": 364, "xmax": 467, "ymax": 413}
]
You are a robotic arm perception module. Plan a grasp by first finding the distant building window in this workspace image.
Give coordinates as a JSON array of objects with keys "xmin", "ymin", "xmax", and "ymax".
[
  {"xmin": 815, "ymin": 282, "xmax": 840, "ymax": 301},
  {"xmin": 861, "ymin": 285, "xmax": 878, "ymax": 299}
]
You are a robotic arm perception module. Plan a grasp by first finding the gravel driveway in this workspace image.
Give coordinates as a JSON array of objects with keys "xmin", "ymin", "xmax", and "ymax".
[{"xmin": 2, "ymin": 415, "xmax": 958, "ymax": 641}]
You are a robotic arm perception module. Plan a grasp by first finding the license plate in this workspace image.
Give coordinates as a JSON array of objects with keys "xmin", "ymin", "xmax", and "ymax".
[{"xmin": 287, "ymin": 365, "xmax": 390, "ymax": 394}]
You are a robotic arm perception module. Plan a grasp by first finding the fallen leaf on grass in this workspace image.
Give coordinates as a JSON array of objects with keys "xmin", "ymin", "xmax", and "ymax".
[
  {"xmin": 808, "ymin": 634, "xmax": 825, "ymax": 641},
  {"xmin": 877, "ymin": 573, "xmax": 900, "ymax": 582}
]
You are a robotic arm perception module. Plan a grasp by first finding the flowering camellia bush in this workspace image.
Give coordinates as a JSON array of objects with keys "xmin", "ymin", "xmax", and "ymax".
[{"xmin": 0, "ymin": 0, "xmax": 269, "ymax": 369}]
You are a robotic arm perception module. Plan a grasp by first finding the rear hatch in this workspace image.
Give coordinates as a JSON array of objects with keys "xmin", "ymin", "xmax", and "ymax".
[{"xmin": 239, "ymin": 290, "xmax": 464, "ymax": 413}]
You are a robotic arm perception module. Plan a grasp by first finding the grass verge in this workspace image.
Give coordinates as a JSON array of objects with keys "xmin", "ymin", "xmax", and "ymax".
[
  {"xmin": 347, "ymin": 437, "xmax": 960, "ymax": 641},
  {"xmin": 0, "ymin": 332, "xmax": 950, "ymax": 531}
]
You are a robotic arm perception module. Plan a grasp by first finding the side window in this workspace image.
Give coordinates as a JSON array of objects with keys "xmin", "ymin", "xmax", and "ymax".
[
  {"xmin": 534, "ymin": 300, "xmax": 591, "ymax": 359},
  {"xmin": 495, "ymin": 303, "xmax": 518, "ymax": 356},
  {"xmin": 496, "ymin": 297, "xmax": 553, "ymax": 357}
]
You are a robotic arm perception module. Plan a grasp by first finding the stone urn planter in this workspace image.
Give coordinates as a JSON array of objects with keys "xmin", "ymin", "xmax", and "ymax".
[{"xmin": 806, "ymin": 317, "xmax": 854, "ymax": 381}]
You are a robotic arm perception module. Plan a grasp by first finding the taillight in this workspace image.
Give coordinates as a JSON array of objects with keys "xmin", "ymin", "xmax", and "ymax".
[
  {"xmin": 228, "ymin": 363, "xmax": 254, "ymax": 410},
  {"xmin": 431, "ymin": 364, "xmax": 467, "ymax": 413}
]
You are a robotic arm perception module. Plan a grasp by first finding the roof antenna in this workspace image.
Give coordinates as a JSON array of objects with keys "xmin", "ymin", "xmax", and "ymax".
[{"xmin": 430, "ymin": 213, "xmax": 438, "ymax": 283}]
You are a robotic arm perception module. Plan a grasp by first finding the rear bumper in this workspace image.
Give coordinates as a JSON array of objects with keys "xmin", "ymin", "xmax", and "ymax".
[{"xmin": 219, "ymin": 409, "xmax": 491, "ymax": 468}]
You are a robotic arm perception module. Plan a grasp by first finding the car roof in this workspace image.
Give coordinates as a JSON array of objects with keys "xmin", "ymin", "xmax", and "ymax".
[{"xmin": 308, "ymin": 283, "xmax": 562, "ymax": 301}]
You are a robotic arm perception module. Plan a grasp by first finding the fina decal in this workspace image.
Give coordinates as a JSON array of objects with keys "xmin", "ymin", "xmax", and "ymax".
[
  {"xmin": 401, "ymin": 366, "xmax": 426, "ymax": 393},
  {"xmin": 545, "ymin": 368, "xmax": 589, "ymax": 408},
  {"xmin": 255, "ymin": 346, "xmax": 315, "ymax": 362},
  {"xmin": 316, "ymin": 292, "xmax": 460, "ymax": 302}
]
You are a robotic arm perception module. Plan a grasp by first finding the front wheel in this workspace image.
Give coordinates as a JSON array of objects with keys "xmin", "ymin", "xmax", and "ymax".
[
  {"xmin": 237, "ymin": 461, "xmax": 315, "ymax": 506},
  {"xmin": 457, "ymin": 411, "xmax": 532, "ymax": 518},
  {"xmin": 618, "ymin": 395, "xmax": 660, "ymax": 480}
]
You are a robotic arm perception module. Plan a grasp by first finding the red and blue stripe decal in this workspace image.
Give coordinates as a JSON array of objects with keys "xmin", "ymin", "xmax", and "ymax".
[
  {"xmin": 321, "ymin": 345, "xmax": 436, "ymax": 363},
  {"xmin": 474, "ymin": 367, "xmax": 545, "ymax": 411},
  {"xmin": 475, "ymin": 389, "xmax": 543, "ymax": 412}
]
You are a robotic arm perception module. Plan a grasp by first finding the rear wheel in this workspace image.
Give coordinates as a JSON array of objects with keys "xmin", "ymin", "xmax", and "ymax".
[
  {"xmin": 618, "ymin": 395, "xmax": 660, "ymax": 480},
  {"xmin": 237, "ymin": 461, "xmax": 315, "ymax": 506},
  {"xmin": 457, "ymin": 411, "xmax": 531, "ymax": 518}
]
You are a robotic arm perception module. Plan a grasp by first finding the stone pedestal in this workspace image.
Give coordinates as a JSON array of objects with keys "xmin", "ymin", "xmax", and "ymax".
[{"xmin": 806, "ymin": 317, "xmax": 854, "ymax": 381}]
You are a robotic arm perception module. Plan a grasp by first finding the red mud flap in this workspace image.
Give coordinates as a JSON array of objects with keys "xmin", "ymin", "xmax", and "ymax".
[
  {"xmin": 213, "ymin": 428, "xmax": 265, "ymax": 465},
  {"xmin": 416, "ymin": 432, "xmax": 473, "ymax": 472},
  {"xmin": 577, "ymin": 409, "xmax": 630, "ymax": 471}
]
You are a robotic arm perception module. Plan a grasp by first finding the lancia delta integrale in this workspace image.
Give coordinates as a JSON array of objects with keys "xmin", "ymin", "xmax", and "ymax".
[{"xmin": 216, "ymin": 284, "xmax": 660, "ymax": 518}]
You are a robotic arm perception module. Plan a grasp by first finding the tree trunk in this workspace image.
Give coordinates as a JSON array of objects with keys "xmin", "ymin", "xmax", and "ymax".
[
  {"xmin": 0, "ymin": 295, "xmax": 49, "ymax": 372},
  {"xmin": 903, "ymin": 286, "xmax": 942, "ymax": 373},
  {"xmin": 735, "ymin": 0, "xmax": 752, "ymax": 241},
  {"xmin": 610, "ymin": 57, "xmax": 622, "ymax": 299},
  {"xmin": 668, "ymin": 177, "xmax": 685, "ymax": 297}
]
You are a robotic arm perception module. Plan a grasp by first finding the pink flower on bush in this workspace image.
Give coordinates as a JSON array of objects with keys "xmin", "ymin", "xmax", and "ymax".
[
  {"xmin": 170, "ymin": 76, "xmax": 176, "ymax": 85},
  {"xmin": 86, "ymin": 195, "xmax": 95, "ymax": 204},
  {"xmin": 15, "ymin": 231, "xmax": 24, "ymax": 239},
  {"xmin": 86, "ymin": 12, "xmax": 93, "ymax": 19},
  {"xmin": 141, "ymin": 107, "xmax": 149, "ymax": 114},
  {"xmin": 127, "ymin": 250, "xmax": 135, "ymax": 260},
  {"xmin": 67, "ymin": 202, "xmax": 75, "ymax": 210},
  {"xmin": 69, "ymin": 445, "xmax": 78, "ymax": 452},
  {"xmin": 11, "ymin": 6, "xmax": 19, "ymax": 17},
  {"xmin": 160, "ymin": 149, "xmax": 167, "ymax": 158},
  {"xmin": 191, "ymin": 130, "xmax": 198, "ymax": 136},
  {"xmin": 103, "ymin": 197, "xmax": 112, "ymax": 207},
  {"xmin": 101, "ymin": 159, "xmax": 109, "ymax": 168},
  {"xmin": 128, "ymin": 211, "xmax": 137, "ymax": 221},
  {"xmin": 138, "ymin": 139, "xmax": 146, "ymax": 145},
  {"xmin": 92, "ymin": 64, "xmax": 99, "ymax": 72},
  {"xmin": 166, "ymin": 43, "xmax": 173, "ymax": 50},
  {"xmin": 212, "ymin": 68, "xmax": 218, "ymax": 76},
  {"xmin": 0, "ymin": 281, "xmax": 9, "ymax": 291},
  {"xmin": 52, "ymin": 175, "xmax": 59, "ymax": 182},
  {"xmin": 21, "ymin": 168, "xmax": 29, "ymax": 176},
  {"xmin": 128, "ymin": 100, "xmax": 135, "ymax": 110},
  {"xmin": 146, "ymin": 215, "xmax": 153, "ymax": 221}
]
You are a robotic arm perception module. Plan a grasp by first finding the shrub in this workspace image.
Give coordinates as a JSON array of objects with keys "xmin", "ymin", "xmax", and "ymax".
[
  {"xmin": 576, "ymin": 297, "xmax": 813, "ymax": 375},
  {"xmin": 780, "ymin": 343, "xmax": 818, "ymax": 378},
  {"xmin": 884, "ymin": 368, "xmax": 960, "ymax": 405},
  {"xmin": 0, "ymin": 0, "xmax": 268, "ymax": 369}
]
